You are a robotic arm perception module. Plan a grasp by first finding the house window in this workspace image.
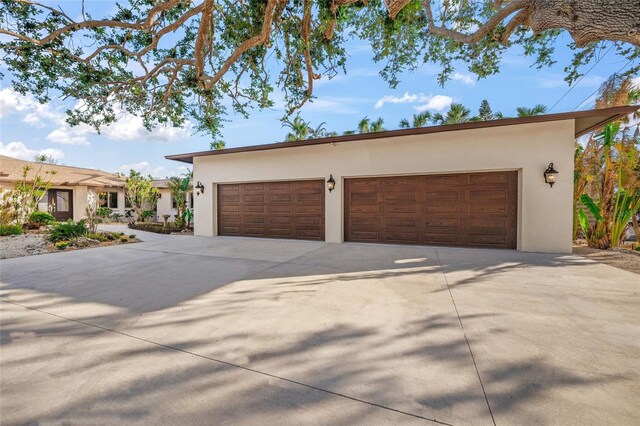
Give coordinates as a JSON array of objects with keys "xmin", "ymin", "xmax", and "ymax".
[
  {"xmin": 172, "ymin": 196, "xmax": 177, "ymax": 209},
  {"xmin": 99, "ymin": 192, "xmax": 119, "ymax": 209},
  {"xmin": 189, "ymin": 192, "xmax": 194, "ymax": 209},
  {"xmin": 124, "ymin": 196, "xmax": 132, "ymax": 208}
]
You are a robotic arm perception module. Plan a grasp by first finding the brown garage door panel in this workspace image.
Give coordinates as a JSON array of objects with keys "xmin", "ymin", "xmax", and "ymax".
[
  {"xmin": 218, "ymin": 180, "xmax": 325, "ymax": 241},
  {"xmin": 345, "ymin": 172, "xmax": 517, "ymax": 249}
]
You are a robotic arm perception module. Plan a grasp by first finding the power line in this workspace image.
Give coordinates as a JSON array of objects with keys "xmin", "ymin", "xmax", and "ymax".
[
  {"xmin": 548, "ymin": 44, "xmax": 614, "ymax": 112},
  {"xmin": 571, "ymin": 59, "xmax": 635, "ymax": 111}
]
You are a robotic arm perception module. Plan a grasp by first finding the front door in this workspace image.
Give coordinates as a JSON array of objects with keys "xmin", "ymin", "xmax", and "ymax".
[{"xmin": 48, "ymin": 189, "xmax": 73, "ymax": 222}]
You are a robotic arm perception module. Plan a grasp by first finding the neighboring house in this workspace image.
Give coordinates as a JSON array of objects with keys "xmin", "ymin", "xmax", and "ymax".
[
  {"xmin": 152, "ymin": 178, "xmax": 194, "ymax": 223},
  {"xmin": 0, "ymin": 156, "xmax": 126, "ymax": 221},
  {"xmin": 166, "ymin": 105, "xmax": 638, "ymax": 254}
]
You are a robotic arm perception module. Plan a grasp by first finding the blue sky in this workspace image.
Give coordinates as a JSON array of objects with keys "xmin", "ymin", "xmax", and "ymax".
[{"xmin": 0, "ymin": 9, "xmax": 636, "ymax": 177}]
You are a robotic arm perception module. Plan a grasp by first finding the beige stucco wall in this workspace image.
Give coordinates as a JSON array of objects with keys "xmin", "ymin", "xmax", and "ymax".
[{"xmin": 191, "ymin": 119, "xmax": 575, "ymax": 254}]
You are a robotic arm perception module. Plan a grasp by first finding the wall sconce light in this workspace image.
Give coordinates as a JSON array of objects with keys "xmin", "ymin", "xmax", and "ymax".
[
  {"xmin": 327, "ymin": 175, "xmax": 336, "ymax": 192},
  {"xmin": 543, "ymin": 163, "xmax": 558, "ymax": 187},
  {"xmin": 195, "ymin": 181, "xmax": 205, "ymax": 195}
]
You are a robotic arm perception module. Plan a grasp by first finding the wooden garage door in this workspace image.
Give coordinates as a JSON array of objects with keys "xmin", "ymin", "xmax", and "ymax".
[
  {"xmin": 218, "ymin": 180, "xmax": 325, "ymax": 241},
  {"xmin": 344, "ymin": 171, "xmax": 517, "ymax": 248}
]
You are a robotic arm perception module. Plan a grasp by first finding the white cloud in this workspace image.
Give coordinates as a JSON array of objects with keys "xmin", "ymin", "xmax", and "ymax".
[
  {"xmin": 100, "ymin": 110, "xmax": 192, "ymax": 143},
  {"xmin": 1, "ymin": 88, "xmax": 191, "ymax": 145},
  {"xmin": 46, "ymin": 128, "xmax": 91, "ymax": 146},
  {"xmin": 451, "ymin": 72, "xmax": 475, "ymax": 86},
  {"xmin": 118, "ymin": 161, "xmax": 165, "ymax": 178},
  {"xmin": 0, "ymin": 88, "xmax": 35, "ymax": 117},
  {"xmin": 0, "ymin": 141, "xmax": 65, "ymax": 162},
  {"xmin": 375, "ymin": 92, "xmax": 453, "ymax": 112},
  {"xmin": 414, "ymin": 95, "xmax": 453, "ymax": 112},
  {"xmin": 375, "ymin": 92, "xmax": 418, "ymax": 108}
]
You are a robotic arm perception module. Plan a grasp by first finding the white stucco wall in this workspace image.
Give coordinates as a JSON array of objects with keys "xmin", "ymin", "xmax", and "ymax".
[
  {"xmin": 190, "ymin": 119, "xmax": 575, "ymax": 254},
  {"xmin": 155, "ymin": 188, "xmax": 194, "ymax": 222}
]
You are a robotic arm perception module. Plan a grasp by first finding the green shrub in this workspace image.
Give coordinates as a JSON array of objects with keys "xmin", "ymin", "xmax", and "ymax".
[
  {"xmin": 118, "ymin": 235, "xmax": 130, "ymax": 243},
  {"xmin": 29, "ymin": 211, "xmax": 56, "ymax": 224},
  {"xmin": 129, "ymin": 234, "xmax": 136, "ymax": 239},
  {"xmin": 48, "ymin": 220, "xmax": 88, "ymax": 242},
  {"xmin": 0, "ymin": 224, "xmax": 23, "ymax": 236},
  {"xmin": 140, "ymin": 210, "xmax": 155, "ymax": 222},
  {"xmin": 635, "ymin": 246, "xmax": 640, "ymax": 252},
  {"xmin": 97, "ymin": 207, "xmax": 112, "ymax": 218},
  {"xmin": 86, "ymin": 232, "xmax": 109, "ymax": 242},
  {"xmin": 55, "ymin": 240, "xmax": 71, "ymax": 250}
]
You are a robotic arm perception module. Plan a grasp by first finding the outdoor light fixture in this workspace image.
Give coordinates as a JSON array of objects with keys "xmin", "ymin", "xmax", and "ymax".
[
  {"xmin": 327, "ymin": 175, "xmax": 336, "ymax": 192},
  {"xmin": 195, "ymin": 181, "xmax": 205, "ymax": 195},
  {"xmin": 543, "ymin": 163, "xmax": 559, "ymax": 187}
]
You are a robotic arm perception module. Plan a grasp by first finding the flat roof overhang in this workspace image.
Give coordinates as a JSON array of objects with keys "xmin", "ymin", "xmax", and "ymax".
[{"xmin": 166, "ymin": 105, "xmax": 639, "ymax": 164}]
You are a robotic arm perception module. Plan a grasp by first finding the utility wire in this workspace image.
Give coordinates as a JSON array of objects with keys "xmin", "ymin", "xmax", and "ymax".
[
  {"xmin": 548, "ymin": 44, "xmax": 614, "ymax": 112},
  {"xmin": 571, "ymin": 59, "xmax": 635, "ymax": 111}
]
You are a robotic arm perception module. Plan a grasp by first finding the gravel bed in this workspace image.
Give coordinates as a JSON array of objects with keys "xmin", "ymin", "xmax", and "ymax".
[
  {"xmin": 573, "ymin": 245, "xmax": 640, "ymax": 275},
  {"xmin": 1, "ymin": 234, "xmax": 49, "ymax": 259}
]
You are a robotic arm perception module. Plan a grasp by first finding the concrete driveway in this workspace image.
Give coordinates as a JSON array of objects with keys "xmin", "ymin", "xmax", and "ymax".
[{"xmin": 1, "ymin": 230, "xmax": 638, "ymax": 425}]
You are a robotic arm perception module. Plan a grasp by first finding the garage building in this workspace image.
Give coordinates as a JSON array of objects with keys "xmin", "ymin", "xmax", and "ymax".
[{"xmin": 167, "ymin": 106, "xmax": 636, "ymax": 254}]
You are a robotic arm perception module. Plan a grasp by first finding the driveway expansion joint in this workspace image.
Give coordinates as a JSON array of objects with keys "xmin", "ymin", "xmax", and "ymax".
[
  {"xmin": 0, "ymin": 298, "xmax": 454, "ymax": 426},
  {"xmin": 435, "ymin": 249, "xmax": 496, "ymax": 426}
]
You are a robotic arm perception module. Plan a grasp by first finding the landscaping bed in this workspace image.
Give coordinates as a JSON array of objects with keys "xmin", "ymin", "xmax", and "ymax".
[
  {"xmin": 573, "ymin": 241, "xmax": 640, "ymax": 275},
  {"xmin": 1, "ymin": 230, "xmax": 140, "ymax": 260},
  {"xmin": 128, "ymin": 221, "xmax": 193, "ymax": 235}
]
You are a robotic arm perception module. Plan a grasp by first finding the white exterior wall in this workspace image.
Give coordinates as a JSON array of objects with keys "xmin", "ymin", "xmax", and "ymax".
[
  {"xmin": 191, "ymin": 120, "xmax": 575, "ymax": 254},
  {"xmin": 156, "ymin": 188, "xmax": 174, "ymax": 221},
  {"xmin": 155, "ymin": 188, "xmax": 194, "ymax": 223}
]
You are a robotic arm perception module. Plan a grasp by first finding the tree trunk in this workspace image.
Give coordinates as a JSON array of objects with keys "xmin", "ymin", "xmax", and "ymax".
[
  {"xmin": 530, "ymin": 0, "xmax": 640, "ymax": 46},
  {"xmin": 633, "ymin": 214, "xmax": 640, "ymax": 242}
]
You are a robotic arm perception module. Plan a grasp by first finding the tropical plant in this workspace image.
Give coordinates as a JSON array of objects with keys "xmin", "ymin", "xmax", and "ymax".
[
  {"xmin": 0, "ymin": 165, "xmax": 55, "ymax": 226},
  {"xmin": 124, "ymin": 170, "xmax": 159, "ymax": 222},
  {"xmin": 283, "ymin": 114, "xmax": 312, "ymax": 141},
  {"xmin": 516, "ymin": 104, "xmax": 547, "ymax": 117},
  {"xmin": 182, "ymin": 208, "xmax": 194, "ymax": 228},
  {"xmin": 210, "ymin": 140, "xmax": 226, "ymax": 150},
  {"xmin": 577, "ymin": 123, "xmax": 640, "ymax": 248},
  {"xmin": 432, "ymin": 103, "xmax": 474, "ymax": 125},
  {"xmin": 167, "ymin": 172, "xmax": 192, "ymax": 229},
  {"xmin": 357, "ymin": 116, "xmax": 385, "ymax": 133},
  {"xmin": 48, "ymin": 220, "xmax": 88, "ymax": 242},
  {"xmin": 399, "ymin": 112, "xmax": 431, "ymax": 129}
]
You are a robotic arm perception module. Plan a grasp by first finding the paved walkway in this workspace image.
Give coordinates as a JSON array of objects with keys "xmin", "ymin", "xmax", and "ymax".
[{"xmin": 1, "ymin": 236, "xmax": 638, "ymax": 425}]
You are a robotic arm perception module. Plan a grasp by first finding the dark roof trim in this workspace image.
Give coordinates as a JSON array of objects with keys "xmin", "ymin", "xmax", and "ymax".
[{"xmin": 166, "ymin": 105, "xmax": 639, "ymax": 164}]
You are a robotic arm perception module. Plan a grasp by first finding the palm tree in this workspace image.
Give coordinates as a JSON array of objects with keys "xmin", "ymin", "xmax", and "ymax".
[
  {"xmin": 399, "ymin": 112, "xmax": 431, "ymax": 128},
  {"xmin": 356, "ymin": 116, "xmax": 384, "ymax": 133},
  {"xmin": 516, "ymin": 104, "xmax": 547, "ymax": 117},
  {"xmin": 370, "ymin": 117, "xmax": 385, "ymax": 132},
  {"xmin": 309, "ymin": 122, "xmax": 329, "ymax": 139},
  {"xmin": 210, "ymin": 140, "xmax": 226, "ymax": 150},
  {"xmin": 432, "ymin": 103, "xmax": 474, "ymax": 125},
  {"xmin": 357, "ymin": 116, "xmax": 371, "ymax": 134},
  {"xmin": 282, "ymin": 114, "xmax": 312, "ymax": 141}
]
